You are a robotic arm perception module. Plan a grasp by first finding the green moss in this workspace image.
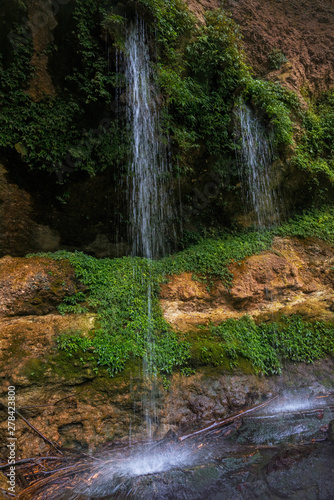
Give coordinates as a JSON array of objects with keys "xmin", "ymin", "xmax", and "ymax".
[
  {"xmin": 23, "ymin": 358, "xmax": 47, "ymax": 382},
  {"xmin": 6, "ymin": 332, "xmax": 28, "ymax": 362},
  {"xmin": 211, "ymin": 315, "xmax": 334, "ymax": 375},
  {"xmin": 185, "ymin": 330, "xmax": 255, "ymax": 374},
  {"xmin": 22, "ymin": 347, "xmax": 99, "ymax": 384}
]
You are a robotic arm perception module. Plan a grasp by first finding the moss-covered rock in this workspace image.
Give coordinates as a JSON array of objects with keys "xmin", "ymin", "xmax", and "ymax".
[{"xmin": 0, "ymin": 255, "xmax": 83, "ymax": 317}]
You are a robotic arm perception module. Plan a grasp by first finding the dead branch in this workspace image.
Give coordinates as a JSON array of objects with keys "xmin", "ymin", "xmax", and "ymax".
[
  {"xmin": 180, "ymin": 395, "xmax": 279, "ymax": 441},
  {"xmin": 0, "ymin": 487, "xmax": 15, "ymax": 497},
  {"xmin": 14, "ymin": 408, "xmax": 62, "ymax": 454},
  {"xmin": 0, "ymin": 457, "xmax": 64, "ymax": 470}
]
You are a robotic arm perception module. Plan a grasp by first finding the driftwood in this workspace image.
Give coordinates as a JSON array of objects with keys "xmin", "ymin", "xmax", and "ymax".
[
  {"xmin": 180, "ymin": 395, "xmax": 279, "ymax": 441},
  {"xmin": 0, "ymin": 487, "xmax": 15, "ymax": 497},
  {"xmin": 0, "ymin": 457, "xmax": 63, "ymax": 471}
]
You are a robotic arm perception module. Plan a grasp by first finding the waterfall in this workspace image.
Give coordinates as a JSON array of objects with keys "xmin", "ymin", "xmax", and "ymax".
[
  {"xmin": 124, "ymin": 18, "xmax": 175, "ymax": 440},
  {"xmin": 235, "ymin": 102, "xmax": 280, "ymax": 227},
  {"xmin": 125, "ymin": 18, "xmax": 173, "ymax": 259}
]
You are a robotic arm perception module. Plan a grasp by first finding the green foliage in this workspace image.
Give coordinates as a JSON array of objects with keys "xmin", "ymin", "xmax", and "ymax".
[
  {"xmin": 276, "ymin": 205, "xmax": 334, "ymax": 242},
  {"xmin": 158, "ymin": 230, "xmax": 272, "ymax": 286},
  {"xmin": 160, "ymin": 205, "xmax": 334, "ymax": 285},
  {"xmin": 211, "ymin": 315, "xmax": 334, "ymax": 375},
  {"xmin": 65, "ymin": 0, "xmax": 118, "ymax": 104},
  {"xmin": 0, "ymin": 0, "xmax": 127, "ymax": 178},
  {"xmin": 292, "ymin": 90, "xmax": 334, "ymax": 190},
  {"xmin": 211, "ymin": 316, "xmax": 280, "ymax": 374},
  {"xmin": 42, "ymin": 251, "xmax": 190, "ymax": 376},
  {"xmin": 0, "ymin": 0, "xmax": 303, "ymax": 187},
  {"xmin": 245, "ymin": 79, "xmax": 300, "ymax": 147},
  {"xmin": 155, "ymin": 8, "xmax": 250, "ymax": 168},
  {"xmin": 267, "ymin": 48, "xmax": 288, "ymax": 70},
  {"xmin": 146, "ymin": 5, "xmax": 300, "ymax": 178},
  {"xmin": 138, "ymin": 0, "xmax": 196, "ymax": 57}
]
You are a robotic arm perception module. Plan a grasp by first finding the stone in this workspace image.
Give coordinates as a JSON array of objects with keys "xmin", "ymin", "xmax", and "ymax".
[
  {"xmin": 0, "ymin": 256, "xmax": 81, "ymax": 317},
  {"xmin": 160, "ymin": 237, "xmax": 334, "ymax": 331}
]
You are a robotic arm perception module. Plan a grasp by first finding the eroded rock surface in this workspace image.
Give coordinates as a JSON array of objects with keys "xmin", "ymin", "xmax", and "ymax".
[
  {"xmin": 160, "ymin": 237, "xmax": 334, "ymax": 331},
  {"xmin": 0, "ymin": 256, "xmax": 80, "ymax": 317},
  {"xmin": 186, "ymin": 0, "xmax": 334, "ymax": 94},
  {"xmin": 0, "ymin": 164, "xmax": 61, "ymax": 257},
  {"xmin": 26, "ymin": 0, "xmax": 57, "ymax": 101}
]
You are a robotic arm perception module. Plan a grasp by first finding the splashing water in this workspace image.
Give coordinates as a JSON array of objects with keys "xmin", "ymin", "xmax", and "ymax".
[
  {"xmin": 125, "ymin": 18, "xmax": 173, "ymax": 259},
  {"xmin": 263, "ymin": 393, "xmax": 322, "ymax": 415},
  {"xmin": 235, "ymin": 101, "xmax": 280, "ymax": 227},
  {"xmin": 72, "ymin": 447, "xmax": 194, "ymax": 499}
]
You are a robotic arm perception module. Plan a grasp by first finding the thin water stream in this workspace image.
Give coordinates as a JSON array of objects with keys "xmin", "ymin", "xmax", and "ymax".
[
  {"xmin": 125, "ymin": 17, "xmax": 173, "ymax": 260},
  {"xmin": 124, "ymin": 18, "xmax": 172, "ymax": 442},
  {"xmin": 235, "ymin": 101, "xmax": 280, "ymax": 227}
]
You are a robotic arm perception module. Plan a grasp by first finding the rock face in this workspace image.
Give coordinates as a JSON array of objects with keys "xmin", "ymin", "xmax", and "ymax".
[
  {"xmin": 0, "ymin": 256, "xmax": 80, "ymax": 317},
  {"xmin": 160, "ymin": 237, "xmax": 334, "ymax": 331},
  {"xmin": 186, "ymin": 0, "xmax": 334, "ymax": 94},
  {"xmin": 0, "ymin": 248, "xmax": 333, "ymax": 460},
  {"xmin": 1, "ymin": 0, "xmax": 333, "ymax": 259},
  {"xmin": 0, "ymin": 164, "xmax": 61, "ymax": 257},
  {"xmin": 26, "ymin": 0, "xmax": 57, "ymax": 101}
]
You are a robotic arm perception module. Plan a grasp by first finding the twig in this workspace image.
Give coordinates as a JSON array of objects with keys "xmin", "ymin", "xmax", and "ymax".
[
  {"xmin": 0, "ymin": 487, "xmax": 15, "ymax": 498},
  {"xmin": 40, "ymin": 465, "xmax": 79, "ymax": 476},
  {"xmin": 0, "ymin": 401, "xmax": 62, "ymax": 454},
  {"xmin": 180, "ymin": 395, "xmax": 279, "ymax": 441},
  {"xmin": 15, "ymin": 409, "xmax": 62, "ymax": 455},
  {"xmin": 0, "ymin": 457, "xmax": 63, "ymax": 470}
]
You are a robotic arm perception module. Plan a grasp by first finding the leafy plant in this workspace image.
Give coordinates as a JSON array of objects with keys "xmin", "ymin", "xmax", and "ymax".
[
  {"xmin": 245, "ymin": 79, "xmax": 300, "ymax": 147},
  {"xmin": 42, "ymin": 252, "xmax": 190, "ymax": 377},
  {"xmin": 268, "ymin": 48, "xmax": 288, "ymax": 70},
  {"xmin": 31, "ymin": 204, "xmax": 334, "ymax": 378},
  {"xmin": 292, "ymin": 90, "xmax": 334, "ymax": 193},
  {"xmin": 211, "ymin": 315, "xmax": 334, "ymax": 375}
]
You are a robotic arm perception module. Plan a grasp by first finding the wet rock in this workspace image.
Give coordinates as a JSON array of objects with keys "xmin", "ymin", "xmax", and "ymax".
[
  {"xmin": 0, "ymin": 256, "xmax": 81, "ymax": 317},
  {"xmin": 0, "ymin": 164, "xmax": 61, "ymax": 257},
  {"xmin": 26, "ymin": 0, "xmax": 57, "ymax": 101},
  {"xmin": 0, "ymin": 249, "xmax": 333, "ymax": 459},
  {"xmin": 84, "ymin": 234, "xmax": 129, "ymax": 259}
]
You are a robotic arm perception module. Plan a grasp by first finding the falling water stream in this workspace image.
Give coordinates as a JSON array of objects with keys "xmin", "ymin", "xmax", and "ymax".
[
  {"xmin": 125, "ymin": 18, "xmax": 175, "ymax": 441},
  {"xmin": 125, "ymin": 18, "xmax": 173, "ymax": 260},
  {"xmin": 235, "ymin": 101, "xmax": 280, "ymax": 227}
]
